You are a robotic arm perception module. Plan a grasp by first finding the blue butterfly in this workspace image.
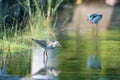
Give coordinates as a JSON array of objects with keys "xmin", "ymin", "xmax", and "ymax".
[{"xmin": 87, "ymin": 14, "xmax": 102, "ymax": 24}]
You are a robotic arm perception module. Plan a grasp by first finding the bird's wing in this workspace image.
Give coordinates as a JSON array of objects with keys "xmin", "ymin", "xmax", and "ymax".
[
  {"xmin": 92, "ymin": 14, "xmax": 102, "ymax": 18},
  {"xmin": 39, "ymin": 40, "xmax": 48, "ymax": 47},
  {"xmin": 92, "ymin": 15, "xmax": 102, "ymax": 24},
  {"xmin": 88, "ymin": 14, "xmax": 98, "ymax": 22},
  {"xmin": 32, "ymin": 39, "xmax": 47, "ymax": 47},
  {"xmin": 91, "ymin": 14, "xmax": 99, "ymax": 19},
  {"xmin": 47, "ymin": 41, "xmax": 53, "ymax": 47}
]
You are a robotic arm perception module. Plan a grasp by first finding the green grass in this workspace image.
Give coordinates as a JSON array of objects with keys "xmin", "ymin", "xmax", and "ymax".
[
  {"xmin": 0, "ymin": 0, "xmax": 63, "ymax": 76},
  {"xmin": 0, "ymin": 0, "xmax": 63, "ymax": 53}
]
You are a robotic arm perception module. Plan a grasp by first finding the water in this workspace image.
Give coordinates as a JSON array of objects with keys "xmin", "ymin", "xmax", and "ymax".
[
  {"xmin": 0, "ymin": 50, "xmax": 31, "ymax": 76},
  {"xmin": 0, "ymin": 1, "xmax": 120, "ymax": 80},
  {"xmin": 0, "ymin": 21, "xmax": 119, "ymax": 79},
  {"xmin": 57, "ymin": 26, "xmax": 120, "ymax": 80},
  {"xmin": 55, "ymin": 2, "xmax": 120, "ymax": 80}
]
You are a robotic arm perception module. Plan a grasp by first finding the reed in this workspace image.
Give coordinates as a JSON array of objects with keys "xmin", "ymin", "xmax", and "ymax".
[
  {"xmin": 0, "ymin": 0, "xmax": 63, "ymax": 53},
  {"xmin": 0, "ymin": 0, "xmax": 63, "ymax": 76}
]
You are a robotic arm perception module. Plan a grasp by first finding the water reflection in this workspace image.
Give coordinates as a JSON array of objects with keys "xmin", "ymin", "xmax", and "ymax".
[
  {"xmin": 0, "ymin": 66, "xmax": 7, "ymax": 75},
  {"xmin": 87, "ymin": 55, "xmax": 101, "ymax": 70},
  {"xmin": 0, "ymin": 50, "xmax": 31, "ymax": 76},
  {"xmin": 31, "ymin": 47, "xmax": 59, "ymax": 80},
  {"xmin": 87, "ymin": 23, "xmax": 101, "ymax": 70},
  {"xmin": 32, "ymin": 66, "xmax": 59, "ymax": 80},
  {"xmin": 0, "ymin": 55, "xmax": 7, "ymax": 75},
  {"xmin": 0, "ymin": 50, "xmax": 31, "ymax": 80}
]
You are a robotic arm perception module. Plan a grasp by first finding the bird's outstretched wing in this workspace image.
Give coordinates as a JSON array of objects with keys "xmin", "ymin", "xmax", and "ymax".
[{"xmin": 32, "ymin": 39, "xmax": 47, "ymax": 47}]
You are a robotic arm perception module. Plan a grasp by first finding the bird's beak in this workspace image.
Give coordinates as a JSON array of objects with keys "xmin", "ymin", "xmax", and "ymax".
[{"xmin": 59, "ymin": 44, "xmax": 62, "ymax": 47}]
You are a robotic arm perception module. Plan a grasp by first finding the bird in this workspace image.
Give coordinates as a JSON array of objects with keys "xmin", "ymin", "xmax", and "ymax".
[
  {"xmin": 87, "ymin": 13, "xmax": 102, "ymax": 40},
  {"xmin": 87, "ymin": 13, "xmax": 102, "ymax": 41},
  {"xmin": 87, "ymin": 13, "xmax": 102, "ymax": 48},
  {"xmin": 32, "ymin": 39, "xmax": 61, "ymax": 64},
  {"xmin": 87, "ymin": 13, "xmax": 102, "ymax": 25},
  {"xmin": 87, "ymin": 13, "xmax": 102, "ymax": 70}
]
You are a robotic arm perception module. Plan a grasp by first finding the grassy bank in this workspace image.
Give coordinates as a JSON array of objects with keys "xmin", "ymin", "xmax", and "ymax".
[
  {"xmin": 0, "ymin": 0, "xmax": 63, "ymax": 76},
  {"xmin": 0, "ymin": 0, "xmax": 63, "ymax": 53}
]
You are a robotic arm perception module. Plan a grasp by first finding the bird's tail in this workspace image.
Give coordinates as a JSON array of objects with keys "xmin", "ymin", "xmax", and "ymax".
[
  {"xmin": 99, "ymin": 14, "xmax": 102, "ymax": 17},
  {"xmin": 32, "ymin": 38, "xmax": 35, "ymax": 41},
  {"xmin": 32, "ymin": 38, "xmax": 41, "ymax": 45},
  {"xmin": 32, "ymin": 38, "xmax": 38, "ymax": 42}
]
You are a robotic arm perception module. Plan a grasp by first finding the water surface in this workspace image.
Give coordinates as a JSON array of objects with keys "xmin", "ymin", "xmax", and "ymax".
[{"xmin": 57, "ymin": 26, "xmax": 120, "ymax": 80}]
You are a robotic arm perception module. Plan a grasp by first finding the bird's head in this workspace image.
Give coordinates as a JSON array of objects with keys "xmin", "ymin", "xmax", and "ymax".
[
  {"xmin": 87, "ymin": 13, "xmax": 92, "ymax": 21},
  {"xmin": 53, "ymin": 41, "xmax": 62, "ymax": 48},
  {"xmin": 88, "ymin": 14, "xmax": 92, "ymax": 17}
]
